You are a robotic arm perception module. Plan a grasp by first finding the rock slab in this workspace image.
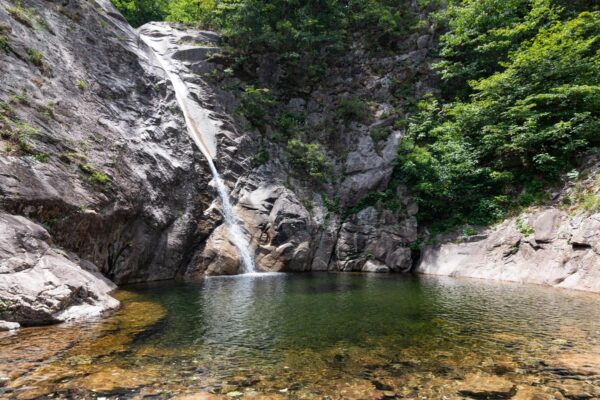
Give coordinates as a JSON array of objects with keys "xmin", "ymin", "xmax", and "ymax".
[{"xmin": 0, "ymin": 213, "xmax": 119, "ymax": 326}]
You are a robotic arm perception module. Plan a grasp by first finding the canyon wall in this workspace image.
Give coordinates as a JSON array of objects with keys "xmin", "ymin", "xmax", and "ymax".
[{"xmin": 0, "ymin": 0, "xmax": 427, "ymax": 326}]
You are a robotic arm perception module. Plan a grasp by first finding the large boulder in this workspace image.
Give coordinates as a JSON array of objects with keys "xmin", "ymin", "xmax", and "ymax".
[{"xmin": 0, "ymin": 213, "xmax": 118, "ymax": 326}]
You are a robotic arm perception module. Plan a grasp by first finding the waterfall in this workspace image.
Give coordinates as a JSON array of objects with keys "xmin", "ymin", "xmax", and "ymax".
[{"xmin": 140, "ymin": 31, "xmax": 255, "ymax": 274}]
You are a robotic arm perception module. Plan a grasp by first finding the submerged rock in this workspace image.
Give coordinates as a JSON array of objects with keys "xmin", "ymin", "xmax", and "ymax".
[{"xmin": 457, "ymin": 373, "xmax": 516, "ymax": 399}]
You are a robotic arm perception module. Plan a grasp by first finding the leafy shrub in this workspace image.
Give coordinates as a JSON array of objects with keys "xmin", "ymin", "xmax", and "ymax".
[
  {"xmin": 26, "ymin": 48, "xmax": 43, "ymax": 66},
  {"xmin": 516, "ymin": 218, "xmax": 535, "ymax": 236},
  {"xmin": 253, "ymin": 147, "xmax": 269, "ymax": 166},
  {"xmin": 370, "ymin": 126, "xmax": 392, "ymax": 142},
  {"xmin": 239, "ymin": 85, "xmax": 274, "ymax": 128},
  {"xmin": 397, "ymin": 6, "xmax": 600, "ymax": 230},
  {"xmin": 580, "ymin": 193, "xmax": 600, "ymax": 213},
  {"xmin": 0, "ymin": 35, "xmax": 9, "ymax": 52},
  {"xmin": 76, "ymin": 80, "xmax": 87, "ymax": 90},
  {"xmin": 344, "ymin": 189, "xmax": 402, "ymax": 218},
  {"xmin": 286, "ymin": 139, "xmax": 330, "ymax": 183},
  {"xmin": 10, "ymin": 120, "xmax": 39, "ymax": 153},
  {"xmin": 79, "ymin": 163, "xmax": 110, "ymax": 185},
  {"xmin": 336, "ymin": 98, "xmax": 370, "ymax": 123},
  {"xmin": 110, "ymin": 0, "xmax": 168, "ymax": 27},
  {"xmin": 459, "ymin": 226, "xmax": 477, "ymax": 237},
  {"xmin": 276, "ymin": 111, "xmax": 304, "ymax": 140},
  {"xmin": 31, "ymin": 152, "xmax": 48, "ymax": 162}
]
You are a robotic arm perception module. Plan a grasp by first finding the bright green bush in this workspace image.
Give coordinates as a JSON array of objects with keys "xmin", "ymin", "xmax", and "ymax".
[
  {"xmin": 110, "ymin": 0, "xmax": 168, "ymax": 27},
  {"xmin": 286, "ymin": 139, "xmax": 330, "ymax": 182},
  {"xmin": 397, "ymin": 4, "xmax": 600, "ymax": 229},
  {"xmin": 239, "ymin": 85, "xmax": 274, "ymax": 128},
  {"xmin": 27, "ymin": 48, "xmax": 43, "ymax": 66}
]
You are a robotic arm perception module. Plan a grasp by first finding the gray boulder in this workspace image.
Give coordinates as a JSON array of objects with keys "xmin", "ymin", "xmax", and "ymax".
[{"xmin": 0, "ymin": 213, "xmax": 119, "ymax": 325}]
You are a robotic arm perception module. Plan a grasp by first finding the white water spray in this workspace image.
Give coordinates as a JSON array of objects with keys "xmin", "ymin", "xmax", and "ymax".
[{"xmin": 140, "ymin": 29, "xmax": 255, "ymax": 273}]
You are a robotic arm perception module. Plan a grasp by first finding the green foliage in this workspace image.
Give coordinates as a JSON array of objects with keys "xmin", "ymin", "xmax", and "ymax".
[
  {"xmin": 322, "ymin": 193, "xmax": 341, "ymax": 214},
  {"xmin": 239, "ymin": 85, "xmax": 274, "ymax": 128},
  {"xmin": 26, "ymin": 48, "xmax": 43, "ymax": 66},
  {"xmin": 579, "ymin": 193, "xmax": 600, "ymax": 213},
  {"xmin": 7, "ymin": 4, "xmax": 33, "ymax": 27},
  {"xmin": 344, "ymin": 189, "xmax": 402, "ymax": 218},
  {"xmin": 397, "ymin": 5, "xmax": 600, "ymax": 230},
  {"xmin": 0, "ymin": 119, "xmax": 38, "ymax": 153},
  {"xmin": 370, "ymin": 126, "xmax": 392, "ymax": 142},
  {"xmin": 459, "ymin": 226, "xmax": 477, "ymax": 237},
  {"xmin": 110, "ymin": 0, "xmax": 168, "ymax": 27},
  {"xmin": 276, "ymin": 111, "xmax": 304, "ymax": 140},
  {"xmin": 79, "ymin": 163, "xmax": 110, "ymax": 185},
  {"xmin": 253, "ymin": 147, "xmax": 269, "ymax": 166},
  {"xmin": 165, "ymin": 0, "xmax": 221, "ymax": 28},
  {"xmin": 516, "ymin": 218, "xmax": 535, "ymax": 236},
  {"xmin": 0, "ymin": 299, "xmax": 14, "ymax": 312},
  {"xmin": 336, "ymin": 98, "xmax": 370, "ymax": 123},
  {"xmin": 0, "ymin": 35, "xmax": 9, "ymax": 52},
  {"xmin": 286, "ymin": 139, "xmax": 330, "ymax": 183},
  {"xmin": 31, "ymin": 152, "xmax": 48, "ymax": 162},
  {"xmin": 76, "ymin": 79, "xmax": 87, "ymax": 90}
]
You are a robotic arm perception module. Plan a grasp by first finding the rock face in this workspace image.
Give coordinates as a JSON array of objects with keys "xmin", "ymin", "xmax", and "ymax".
[
  {"xmin": 0, "ymin": 0, "xmax": 216, "ymax": 287},
  {"xmin": 0, "ymin": 213, "xmax": 118, "ymax": 325},
  {"xmin": 416, "ymin": 209, "xmax": 600, "ymax": 293},
  {"xmin": 0, "ymin": 0, "xmax": 423, "ymax": 326}
]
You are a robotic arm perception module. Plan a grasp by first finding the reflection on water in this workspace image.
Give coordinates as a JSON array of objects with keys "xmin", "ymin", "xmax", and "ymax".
[{"xmin": 2, "ymin": 273, "xmax": 600, "ymax": 399}]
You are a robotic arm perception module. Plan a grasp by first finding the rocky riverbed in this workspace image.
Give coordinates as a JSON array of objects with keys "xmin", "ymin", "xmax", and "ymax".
[{"xmin": 2, "ymin": 274, "xmax": 600, "ymax": 399}]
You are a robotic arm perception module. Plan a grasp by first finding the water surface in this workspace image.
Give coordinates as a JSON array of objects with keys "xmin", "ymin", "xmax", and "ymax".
[{"xmin": 2, "ymin": 273, "xmax": 600, "ymax": 399}]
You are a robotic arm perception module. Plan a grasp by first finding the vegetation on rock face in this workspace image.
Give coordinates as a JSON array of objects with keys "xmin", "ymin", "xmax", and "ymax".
[
  {"xmin": 285, "ymin": 139, "xmax": 331, "ymax": 183},
  {"xmin": 110, "ymin": 0, "xmax": 600, "ymax": 232},
  {"xmin": 397, "ymin": 1, "xmax": 600, "ymax": 230},
  {"xmin": 110, "ymin": 0, "xmax": 168, "ymax": 27}
]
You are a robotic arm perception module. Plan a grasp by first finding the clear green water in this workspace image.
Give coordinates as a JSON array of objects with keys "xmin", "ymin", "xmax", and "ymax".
[{"xmin": 2, "ymin": 273, "xmax": 600, "ymax": 399}]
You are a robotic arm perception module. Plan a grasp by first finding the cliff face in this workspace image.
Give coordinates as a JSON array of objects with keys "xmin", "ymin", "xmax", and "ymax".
[
  {"xmin": 0, "ymin": 0, "xmax": 219, "ymax": 326},
  {"xmin": 0, "ymin": 0, "xmax": 426, "ymax": 326},
  {"xmin": 2, "ymin": 0, "xmax": 596, "ymax": 328},
  {"xmin": 416, "ymin": 164, "xmax": 600, "ymax": 293}
]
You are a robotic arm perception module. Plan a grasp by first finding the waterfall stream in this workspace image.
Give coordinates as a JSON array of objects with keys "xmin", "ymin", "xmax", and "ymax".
[{"xmin": 140, "ymin": 32, "xmax": 255, "ymax": 274}]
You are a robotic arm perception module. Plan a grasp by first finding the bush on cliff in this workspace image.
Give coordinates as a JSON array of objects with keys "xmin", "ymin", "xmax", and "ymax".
[{"xmin": 398, "ymin": 2, "xmax": 600, "ymax": 229}]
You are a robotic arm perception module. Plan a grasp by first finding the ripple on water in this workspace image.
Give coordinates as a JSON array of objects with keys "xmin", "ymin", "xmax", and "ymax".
[{"xmin": 1, "ymin": 273, "xmax": 600, "ymax": 399}]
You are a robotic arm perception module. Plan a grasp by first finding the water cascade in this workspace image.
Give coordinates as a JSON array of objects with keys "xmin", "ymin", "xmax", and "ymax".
[{"xmin": 140, "ymin": 29, "xmax": 255, "ymax": 273}]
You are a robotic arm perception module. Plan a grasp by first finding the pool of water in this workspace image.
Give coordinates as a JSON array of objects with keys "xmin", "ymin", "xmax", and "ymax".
[{"xmin": 2, "ymin": 273, "xmax": 600, "ymax": 399}]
